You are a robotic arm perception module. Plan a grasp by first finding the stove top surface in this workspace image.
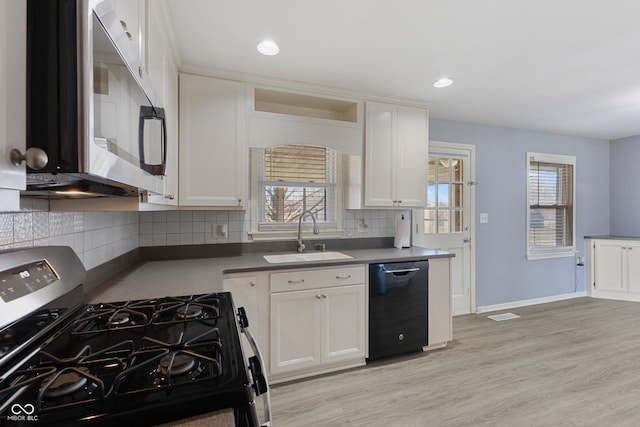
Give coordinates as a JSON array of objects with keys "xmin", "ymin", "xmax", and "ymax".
[{"xmin": 0, "ymin": 292, "xmax": 254, "ymax": 426}]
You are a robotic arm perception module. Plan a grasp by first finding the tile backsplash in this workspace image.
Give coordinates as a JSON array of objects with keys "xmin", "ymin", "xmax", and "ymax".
[
  {"xmin": 1, "ymin": 199, "xmax": 138, "ymax": 270},
  {"xmin": 2, "ymin": 198, "xmax": 409, "ymax": 270},
  {"xmin": 138, "ymin": 208, "xmax": 410, "ymax": 246}
]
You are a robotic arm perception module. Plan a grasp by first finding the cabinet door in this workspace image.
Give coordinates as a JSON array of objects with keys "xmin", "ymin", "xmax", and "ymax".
[
  {"xmin": 626, "ymin": 243, "xmax": 640, "ymax": 293},
  {"xmin": 224, "ymin": 275, "xmax": 259, "ymax": 354},
  {"xmin": 321, "ymin": 285, "xmax": 365, "ymax": 363},
  {"xmin": 594, "ymin": 241, "xmax": 624, "ymax": 292},
  {"xmin": 0, "ymin": 0, "xmax": 26, "ymax": 202},
  {"xmin": 428, "ymin": 258, "xmax": 452, "ymax": 345},
  {"xmin": 395, "ymin": 106, "xmax": 427, "ymax": 208},
  {"xmin": 179, "ymin": 74, "xmax": 247, "ymax": 207},
  {"xmin": 364, "ymin": 102, "xmax": 395, "ymax": 207},
  {"xmin": 270, "ymin": 290, "xmax": 322, "ymax": 374}
]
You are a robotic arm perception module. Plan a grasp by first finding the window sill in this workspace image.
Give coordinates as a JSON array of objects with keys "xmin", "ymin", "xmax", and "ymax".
[
  {"xmin": 526, "ymin": 250, "xmax": 575, "ymax": 261},
  {"xmin": 249, "ymin": 230, "xmax": 345, "ymax": 241}
]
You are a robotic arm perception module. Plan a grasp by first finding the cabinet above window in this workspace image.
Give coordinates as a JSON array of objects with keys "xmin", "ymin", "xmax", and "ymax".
[{"xmin": 247, "ymin": 86, "xmax": 363, "ymax": 156}]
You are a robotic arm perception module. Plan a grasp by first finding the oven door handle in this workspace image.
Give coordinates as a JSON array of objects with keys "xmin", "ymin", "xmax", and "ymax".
[{"xmin": 238, "ymin": 307, "xmax": 272, "ymax": 427}]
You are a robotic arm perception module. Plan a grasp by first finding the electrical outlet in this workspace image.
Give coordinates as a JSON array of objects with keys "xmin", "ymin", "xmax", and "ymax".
[
  {"xmin": 480, "ymin": 213, "xmax": 489, "ymax": 224},
  {"xmin": 215, "ymin": 223, "xmax": 228, "ymax": 237}
]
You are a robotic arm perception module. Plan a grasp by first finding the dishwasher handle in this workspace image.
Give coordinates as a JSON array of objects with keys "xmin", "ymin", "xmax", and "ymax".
[{"xmin": 383, "ymin": 267, "xmax": 420, "ymax": 274}]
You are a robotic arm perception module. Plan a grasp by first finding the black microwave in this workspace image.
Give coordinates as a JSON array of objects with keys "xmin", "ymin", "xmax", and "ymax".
[{"xmin": 26, "ymin": 0, "xmax": 166, "ymax": 197}]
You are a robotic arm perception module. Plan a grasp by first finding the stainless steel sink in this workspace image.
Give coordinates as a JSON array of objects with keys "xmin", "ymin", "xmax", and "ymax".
[{"xmin": 263, "ymin": 251, "xmax": 353, "ymax": 264}]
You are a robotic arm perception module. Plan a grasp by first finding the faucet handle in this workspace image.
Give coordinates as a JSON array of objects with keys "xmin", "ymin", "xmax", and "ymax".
[
  {"xmin": 314, "ymin": 243, "xmax": 326, "ymax": 252},
  {"xmin": 297, "ymin": 242, "xmax": 306, "ymax": 253}
]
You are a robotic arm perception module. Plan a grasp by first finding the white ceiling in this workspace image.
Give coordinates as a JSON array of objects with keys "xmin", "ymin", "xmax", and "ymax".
[{"xmin": 165, "ymin": 0, "xmax": 640, "ymax": 140}]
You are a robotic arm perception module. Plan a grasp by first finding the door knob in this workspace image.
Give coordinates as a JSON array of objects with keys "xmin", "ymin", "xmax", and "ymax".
[{"xmin": 10, "ymin": 148, "xmax": 48, "ymax": 170}]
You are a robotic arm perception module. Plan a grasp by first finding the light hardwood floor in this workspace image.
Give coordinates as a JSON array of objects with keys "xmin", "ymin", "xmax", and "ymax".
[{"xmin": 268, "ymin": 297, "xmax": 640, "ymax": 426}]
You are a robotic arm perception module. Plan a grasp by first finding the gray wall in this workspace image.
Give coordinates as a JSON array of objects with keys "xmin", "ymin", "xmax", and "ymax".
[
  {"xmin": 610, "ymin": 135, "xmax": 640, "ymax": 236},
  {"xmin": 430, "ymin": 118, "xmax": 610, "ymax": 307}
]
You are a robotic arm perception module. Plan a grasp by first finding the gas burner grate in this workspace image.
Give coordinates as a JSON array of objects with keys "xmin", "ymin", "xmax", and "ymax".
[
  {"xmin": 112, "ymin": 327, "xmax": 223, "ymax": 395},
  {"xmin": 71, "ymin": 303, "xmax": 156, "ymax": 336},
  {"xmin": 151, "ymin": 294, "xmax": 220, "ymax": 325}
]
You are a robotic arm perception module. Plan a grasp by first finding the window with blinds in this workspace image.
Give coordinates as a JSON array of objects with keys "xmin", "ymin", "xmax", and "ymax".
[
  {"xmin": 526, "ymin": 152, "xmax": 576, "ymax": 260},
  {"xmin": 256, "ymin": 145, "xmax": 338, "ymax": 231}
]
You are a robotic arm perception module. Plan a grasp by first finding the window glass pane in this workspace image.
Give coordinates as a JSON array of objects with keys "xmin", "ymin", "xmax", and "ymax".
[
  {"xmin": 257, "ymin": 145, "xmax": 338, "ymax": 229},
  {"xmin": 437, "ymin": 158, "xmax": 451, "ymax": 181},
  {"xmin": 424, "ymin": 210, "xmax": 436, "ymax": 234},
  {"xmin": 527, "ymin": 155, "xmax": 575, "ymax": 256},
  {"xmin": 452, "ymin": 184, "xmax": 463, "ymax": 208},
  {"xmin": 438, "ymin": 210, "xmax": 450, "ymax": 234},
  {"xmin": 264, "ymin": 145, "xmax": 328, "ymax": 183},
  {"xmin": 427, "ymin": 184, "xmax": 436, "ymax": 208},
  {"xmin": 437, "ymin": 184, "xmax": 449, "ymax": 207},
  {"xmin": 428, "ymin": 156, "xmax": 436, "ymax": 181},
  {"xmin": 453, "ymin": 210, "xmax": 463, "ymax": 232},
  {"xmin": 452, "ymin": 158, "xmax": 463, "ymax": 182}
]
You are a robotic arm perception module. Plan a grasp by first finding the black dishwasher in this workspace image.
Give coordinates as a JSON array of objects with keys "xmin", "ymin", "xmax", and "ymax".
[{"xmin": 368, "ymin": 260, "xmax": 428, "ymax": 360}]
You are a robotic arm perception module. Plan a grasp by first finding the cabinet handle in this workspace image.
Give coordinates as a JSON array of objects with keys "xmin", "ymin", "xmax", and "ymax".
[
  {"xmin": 125, "ymin": 31, "xmax": 132, "ymax": 41},
  {"xmin": 287, "ymin": 279, "xmax": 305, "ymax": 284},
  {"xmin": 315, "ymin": 294, "xmax": 321, "ymax": 299},
  {"xmin": 10, "ymin": 148, "xmax": 48, "ymax": 170},
  {"xmin": 164, "ymin": 194, "xmax": 174, "ymax": 200},
  {"xmin": 322, "ymin": 294, "xmax": 327, "ymax": 299},
  {"xmin": 397, "ymin": 200, "xmax": 402, "ymax": 204},
  {"xmin": 336, "ymin": 275, "xmax": 351, "ymax": 279},
  {"xmin": 250, "ymin": 281, "xmax": 255, "ymax": 287},
  {"xmin": 120, "ymin": 20, "xmax": 128, "ymax": 30}
]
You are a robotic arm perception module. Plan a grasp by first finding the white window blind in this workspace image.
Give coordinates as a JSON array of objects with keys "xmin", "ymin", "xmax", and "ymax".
[
  {"xmin": 256, "ymin": 145, "xmax": 338, "ymax": 231},
  {"xmin": 526, "ymin": 153, "xmax": 575, "ymax": 260}
]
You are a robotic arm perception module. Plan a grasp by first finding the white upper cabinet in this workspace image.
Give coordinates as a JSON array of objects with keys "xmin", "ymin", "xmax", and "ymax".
[
  {"xmin": 364, "ymin": 101, "xmax": 428, "ymax": 208},
  {"xmin": 247, "ymin": 86, "xmax": 363, "ymax": 155},
  {"xmin": 179, "ymin": 74, "xmax": 247, "ymax": 208},
  {"xmin": 0, "ymin": 0, "xmax": 26, "ymax": 210}
]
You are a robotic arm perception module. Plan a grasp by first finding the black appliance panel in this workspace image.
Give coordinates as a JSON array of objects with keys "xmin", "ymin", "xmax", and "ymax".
[{"xmin": 368, "ymin": 261, "xmax": 429, "ymax": 360}]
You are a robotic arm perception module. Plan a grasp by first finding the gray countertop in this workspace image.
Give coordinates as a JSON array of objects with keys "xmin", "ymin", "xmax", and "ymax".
[
  {"xmin": 584, "ymin": 235, "xmax": 640, "ymax": 240},
  {"xmin": 87, "ymin": 246, "xmax": 452, "ymax": 303}
]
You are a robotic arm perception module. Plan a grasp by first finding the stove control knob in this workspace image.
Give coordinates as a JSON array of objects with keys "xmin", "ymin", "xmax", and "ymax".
[{"xmin": 398, "ymin": 333, "xmax": 405, "ymax": 341}]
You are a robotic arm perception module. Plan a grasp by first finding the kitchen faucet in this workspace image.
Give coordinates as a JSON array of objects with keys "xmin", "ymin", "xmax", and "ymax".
[{"xmin": 297, "ymin": 210, "xmax": 319, "ymax": 252}]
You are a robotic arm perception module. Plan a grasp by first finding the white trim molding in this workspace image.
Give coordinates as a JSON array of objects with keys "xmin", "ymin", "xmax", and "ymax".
[{"xmin": 475, "ymin": 291, "xmax": 587, "ymax": 314}]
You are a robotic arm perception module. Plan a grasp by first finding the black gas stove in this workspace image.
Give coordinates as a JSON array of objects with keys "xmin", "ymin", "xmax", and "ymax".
[{"xmin": 0, "ymin": 247, "xmax": 270, "ymax": 426}]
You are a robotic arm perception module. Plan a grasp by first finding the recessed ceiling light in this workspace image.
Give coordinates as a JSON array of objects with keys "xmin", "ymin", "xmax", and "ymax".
[
  {"xmin": 433, "ymin": 77, "xmax": 454, "ymax": 88},
  {"xmin": 257, "ymin": 40, "xmax": 280, "ymax": 56}
]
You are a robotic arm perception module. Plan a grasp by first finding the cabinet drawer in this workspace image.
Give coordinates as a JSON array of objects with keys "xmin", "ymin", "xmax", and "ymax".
[{"xmin": 270, "ymin": 265, "xmax": 365, "ymax": 293}]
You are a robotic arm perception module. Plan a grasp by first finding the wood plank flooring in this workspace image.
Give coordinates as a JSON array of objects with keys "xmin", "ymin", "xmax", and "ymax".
[{"xmin": 267, "ymin": 297, "xmax": 640, "ymax": 426}]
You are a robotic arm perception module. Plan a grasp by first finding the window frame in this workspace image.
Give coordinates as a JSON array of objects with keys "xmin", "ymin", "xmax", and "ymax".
[
  {"xmin": 249, "ymin": 146, "xmax": 344, "ymax": 240},
  {"xmin": 526, "ymin": 152, "xmax": 576, "ymax": 260}
]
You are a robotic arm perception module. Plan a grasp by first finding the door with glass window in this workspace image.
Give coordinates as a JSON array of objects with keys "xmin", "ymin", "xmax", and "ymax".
[{"xmin": 413, "ymin": 142, "xmax": 475, "ymax": 315}]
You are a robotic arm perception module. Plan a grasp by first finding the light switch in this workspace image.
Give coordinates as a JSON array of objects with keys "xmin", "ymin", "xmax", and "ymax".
[{"xmin": 480, "ymin": 213, "xmax": 489, "ymax": 224}]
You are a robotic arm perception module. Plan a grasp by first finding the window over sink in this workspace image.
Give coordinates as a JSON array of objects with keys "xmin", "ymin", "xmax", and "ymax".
[{"xmin": 250, "ymin": 145, "xmax": 343, "ymax": 238}]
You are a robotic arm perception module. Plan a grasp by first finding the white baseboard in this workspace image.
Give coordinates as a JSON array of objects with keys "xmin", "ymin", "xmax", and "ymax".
[{"xmin": 476, "ymin": 291, "xmax": 587, "ymax": 314}]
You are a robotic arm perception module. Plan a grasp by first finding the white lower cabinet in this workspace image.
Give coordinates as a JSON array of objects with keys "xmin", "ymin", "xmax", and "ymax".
[
  {"xmin": 222, "ymin": 272, "xmax": 269, "ymax": 357},
  {"xmin": 269, "ymin": 265, "xmax": 366, "ymax": 380},
  {"xmin": 587, "ymin": 238, "xmax": 640, "ymax": 300},
  {"xmin": 270, "ymin": 284, "xmax": 365, "ymax": 375},
  {"xmin": 427, "ymin": 257, "xmax": 453, "ymax": 348}
]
